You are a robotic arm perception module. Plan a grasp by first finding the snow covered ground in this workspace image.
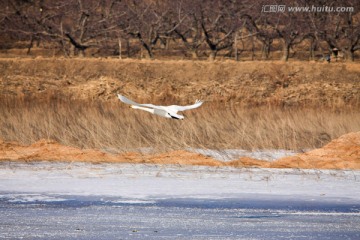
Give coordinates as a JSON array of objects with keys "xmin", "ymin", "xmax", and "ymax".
[
  {"xmin": 0, "ymin": 161, "xmax": 359, "ymax": 239},
  {"xmin": 1, "ymin": 161, "xmax": 359, "ymax": 200},
  {"xmin": 106, "ymin": 147, "xmax": 300, "ymax": 161},
  {"xmin": 189, "ymin": 148, "xmax": 300, "ymax": 161}
]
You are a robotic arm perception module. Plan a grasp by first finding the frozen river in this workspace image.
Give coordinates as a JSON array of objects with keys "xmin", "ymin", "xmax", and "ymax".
[{"xmin": 0, "ymin": 162, "xmax": 359, "ymax": 239}]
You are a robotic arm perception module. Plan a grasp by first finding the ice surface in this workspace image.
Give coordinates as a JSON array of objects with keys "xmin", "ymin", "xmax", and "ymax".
[
  {"xmin": 0, "ymin": 161, "xmax": 359, "ymax": 202},
  {"xmin": 1, "ymin": 161, "xmax": 360, "ymax": 240},
  {"xmin": 0, "ymin": 193, "xmax": 68, "ymax": 203}
]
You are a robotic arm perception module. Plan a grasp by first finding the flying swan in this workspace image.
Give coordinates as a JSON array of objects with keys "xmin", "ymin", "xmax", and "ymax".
[{"xmin": 117, "ymin": 94, "xmax": 203, "ymax": 120}]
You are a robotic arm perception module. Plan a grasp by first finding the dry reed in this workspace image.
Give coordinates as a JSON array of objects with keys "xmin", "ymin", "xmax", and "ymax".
[{"xmin": 1, "ymin": 97, "xmax": 359, "ymax": 153}]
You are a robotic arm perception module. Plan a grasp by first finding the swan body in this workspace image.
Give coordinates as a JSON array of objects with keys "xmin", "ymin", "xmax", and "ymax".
[{"xmin": 117, "ymin": 94, "xmax": 203, "ymax": 120}]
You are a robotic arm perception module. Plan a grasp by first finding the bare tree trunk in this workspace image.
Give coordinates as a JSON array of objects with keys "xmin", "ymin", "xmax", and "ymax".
[
  {"xmin": 60, "ymin": 41, "xmax": 69, "ymax": 57},
  {"xmin": 118, "ymin": 38, "xmax": 122, "ymax": 59},
  {"xmin": 234, "ymin": 31, "xmax": 238, "ymax": 61},
  {"xmin": 79, "ymin": 49, "xmax": 84, "ymax": 57},
  {"xmin": 27, "ymin": 35, "xmax": 34, "ymax": 55},
  {"xmin": 261, "ymin": 43, "xmax": 270, "ymax": 60},
  {"xmin": 159, "ymin": 38, "xmax": 166, "ymax": 49},
  {"xmin": 59, "ymin": 21, "xmax": 69, "ymax": 57},
  {"xmin": 165, "ymin": 38, "xmax": 170, "ymax": 50},
  {"xmin": 343, "ymin": 49, "xmax": 354, "ymax": 62},
  {"xmin": 65, "ymin": 33, "xmax": 87, "ymax": 57},
  {"xmin": 282, "ymin": 43, "xmax": 290, "ymax": 61},
  {"xmin": 208, "ymin": 50, "xmax": 217, "ymax": 61},
  {"xmin": 137, "ymin": 35, "xmax": 154, "ymax": 59},
  {"xmin": 251, "ymin": 33, "xmax": 255, "ymax": 60},
  {"xmin": 140, "ymin": 44, "xmax": 153, "ymax": 59},
  {"xmin": 145, "ymin": 47, "xmax": 153, "ymax": 59},
  {"xmin": 309, "ymin": 38, "xmax": 316, "ymax": 61},
  {"xmin": 126, "ymin": 39, "xmax": 130, "ymax": 58},
  {"xmin": 69, "ymin": 45, "xmax": 75, "ymax": 57},
  {"xmin": 191, "ymin": 50, "xmax": 198, "ymax": 59}
]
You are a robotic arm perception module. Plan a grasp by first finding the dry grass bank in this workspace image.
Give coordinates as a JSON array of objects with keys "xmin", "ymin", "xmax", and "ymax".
[
  {"xmin": 1, "ymin": 58, "xmax": 359, "ymax": 108},
  {"xmin": 1, "ymin": 97, "xmax": 359, "ymax": 152}
]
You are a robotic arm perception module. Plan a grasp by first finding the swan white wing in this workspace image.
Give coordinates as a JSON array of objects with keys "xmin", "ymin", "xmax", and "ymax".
[
  {"xmin": 117, "ymin": 94, "xmax": 158, "ymax": 108},
  {"xmin": 168, "ymin": 100, "xmax": 203, "ymax": 113}
]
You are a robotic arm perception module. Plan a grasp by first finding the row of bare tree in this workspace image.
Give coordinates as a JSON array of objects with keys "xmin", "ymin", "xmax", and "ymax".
[{"xmin": 1, "ymin": 0, "xmax": 359, "ymax": 61}]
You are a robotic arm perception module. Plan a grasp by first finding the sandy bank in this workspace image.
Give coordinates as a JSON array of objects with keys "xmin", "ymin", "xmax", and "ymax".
[{"xmin": 1, "ymin": 132, "xmax": 359, "ymax": 170}]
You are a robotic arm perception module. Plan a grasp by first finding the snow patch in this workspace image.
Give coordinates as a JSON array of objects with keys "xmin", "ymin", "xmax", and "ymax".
[
  {"xmin": 188, "ymin": 148, "xmax": 299, "ymax": 161},
  {"xmin": 0, "ymin": 193, "xmax": 68, "ymax": 203}
]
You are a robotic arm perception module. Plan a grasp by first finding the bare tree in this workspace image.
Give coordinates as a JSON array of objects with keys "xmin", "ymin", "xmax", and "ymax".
[
  {"xmin": 53, "ymin": 0, "xmax": 127, "ymax": 57},
  {"xmin": 306, "ymin": 0, "xmax": 360, "ymax": 61},
  {"xmin": 277, "ymin": 5, "xmax": 309, "ymax": 61},
  {"xmin": 171, "ymin": 0, "xmax": 204, "ymax": 59},
  {"xmin": 199, "ymin": 0, "xmax": 240, "ymax": 61},
  {"xmin": 1, "ymin": 0, "xmax": 358, "ymax": 61},
  {"xmin": 1, "ymin": 0, "xmax": 127, "ymax": 57},
  {"xmin": 0, "ymin": 0, "xmax": 44, "ymax": 52},
  {"xmin": 124, "ymin": 0, "xmax": 182, "ymax": 59},
  {"xmin": 323, "ymin": 7, "xmax": 360, "ymax": 61},
  {"xmin": 242, "ymin": 12, "xmax": 278, "ymax": 60}
]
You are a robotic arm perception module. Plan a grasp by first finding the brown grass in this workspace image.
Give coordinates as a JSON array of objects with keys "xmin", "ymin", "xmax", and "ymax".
[
  {"xmin": 1, "ymin": 58, "xmax": 360, "ymax": 108},
  {"xmin": 1, "ymin": 97, "xmax": 359, "ymax": 153}
]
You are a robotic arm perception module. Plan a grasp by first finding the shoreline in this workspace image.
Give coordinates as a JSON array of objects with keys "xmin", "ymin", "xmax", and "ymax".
[{"xmin": 1, "ymin": 131, "xmax": 359, "ymax": 170}]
